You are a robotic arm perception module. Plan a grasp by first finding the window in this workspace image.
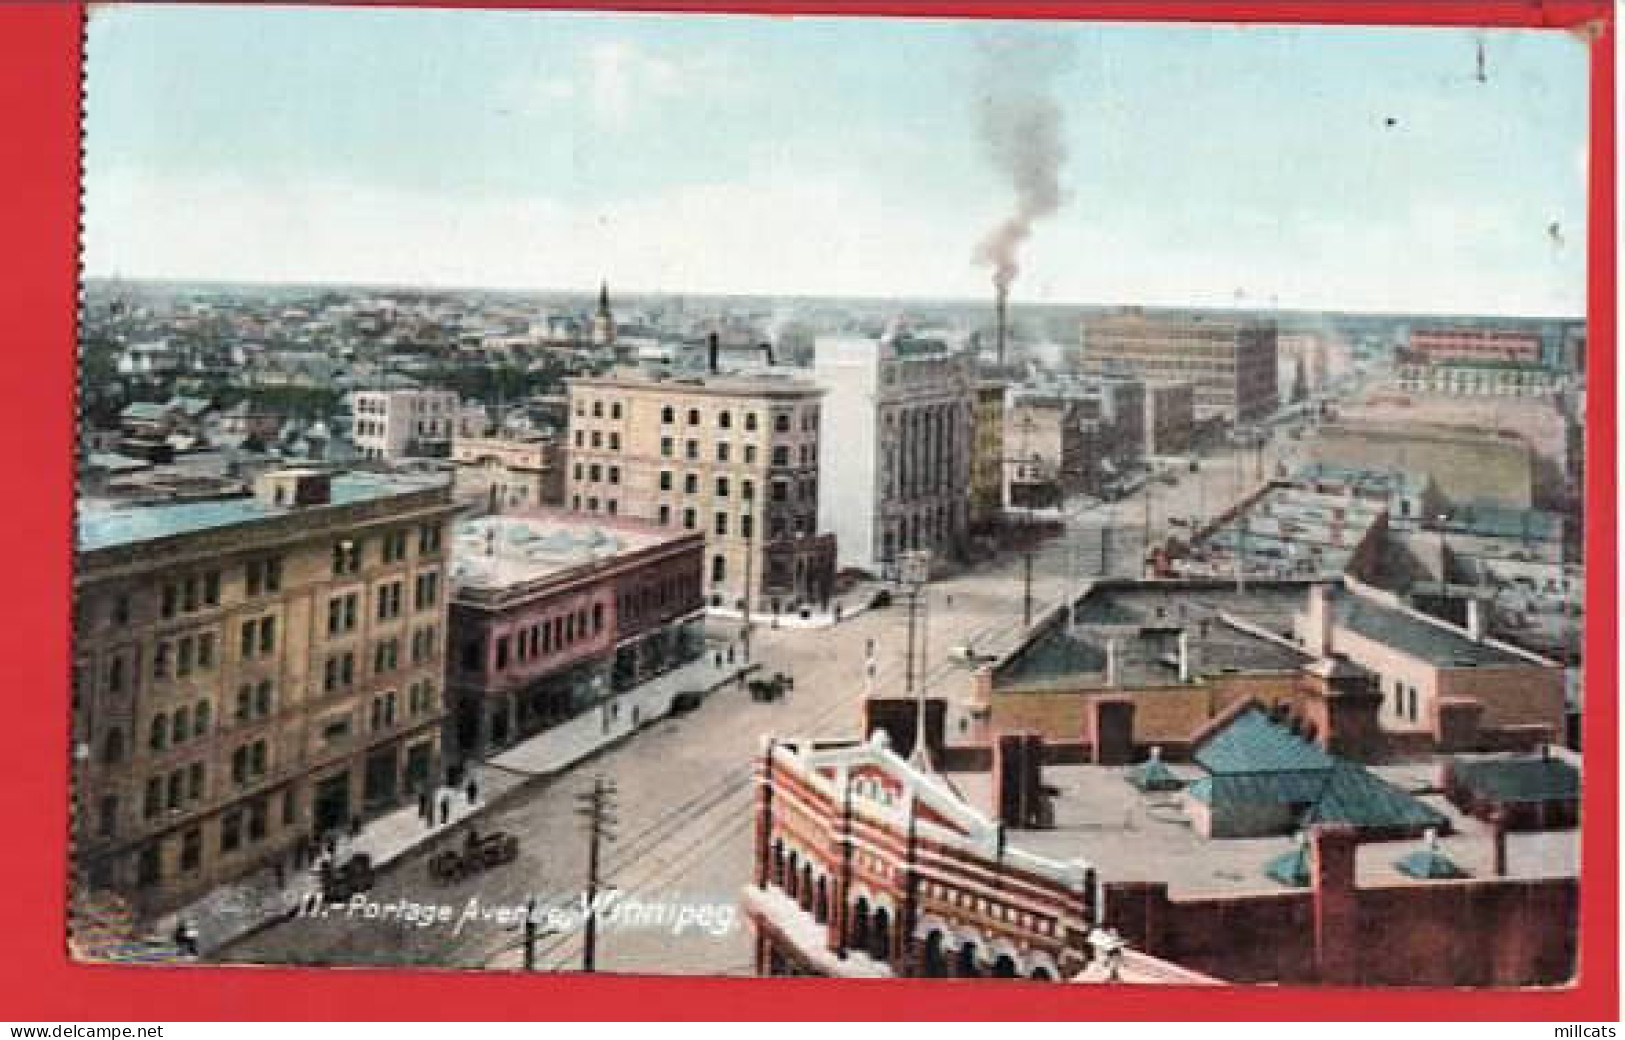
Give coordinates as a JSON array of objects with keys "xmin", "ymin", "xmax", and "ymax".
[
  {"xmin": 744, "ymin": 445, "xmax": 758, "ymax": 465},
  {"xmin": 574, "ymin": 463, "xmax": 584, "ymax": 481},
  {"xmin": 374, "ymin": 638, "xmax": 400, "ymax": 675},
  {"xmin": 101, "ymin": 728, "xmax": 123, "ymax": 765},
  {"xmin": 745, "ymin": 412, "xmax": 758, "ymax": 431},
  {"xmin": 258, "ymin": 617, "xmax": 275, "ymax": 656},
  {"xmin": 106, "ymin": 655, "xmax": 124, "ymax": 695},
  {"xmin": 658, "ymin": 504, "xmax": 671, "ymax": 525},
  {"xmin": 98, "ymin": 795, "xmax": 117, "ymax": 839},
  {"xmin": 182, "ymin": 578, "xmax": 198, "ymax": 613},
  {"xmin": 221, "ymin": 810, "xmax": 243, "ymax": 853},
  {"xmin": 611, "ymin": 402, "xmax": 622, "ymax": 420},
  {"xmin": 592, "ymin": 603, "xmax": 604, "ymax": 632},
  {"xmin": 683, "ymin": 508, "xmax": 696, "ymax": 530},
  {"xmin": 254, "ymin": 681, "xmax": 272, "ymax": 718},
  {"xmin": 772, "ymin": 481, "xmax": 789, "ymax": 503},
  {"xmin": 246, "ymin": 557, "xmax": 282, "ymax": 597},
  {"xmin": 718, "ymin": 410, "xmax": 732, "ymax": 429},
  {"xmin": 741, "ymin": 514, "xmax": 754, "ymax": 539},
  {"xmin": 161, "ymin": 585, "xmax": 177, "ymax": 619},
  {"xmin": 591, "ymin": 431, "xmax": 603, "ymax": 449},
  {"xmin": 167, "ymin": 772, "xmax": 183, "ymax": 811},
  {"xmin": 382, "ymin": 530, "xmax": 408, "ymax": 564},
  {"xmin": 322, "ymin": 716, "xmax": 351, "ymax": 744},
  {"xmin": 188, "ymin": 761, "xmax": 204, "ymax": 800},
  {"xmin": 111, "ymin": 595, "xmax": 130, "ymax": 625},
  {"xmin": 687, "ymin": 408, "xmax": 701, "ymax": 426},
  {"xmin": 661, "ymin": 406, "xmax": 674, "ymax": 424},
  {"xmin": 660, "ymin": 437, "xmax": 673, "ymax": 457},
  {"xmin": 608, "ymin": 466, "xmax": 620, "ymax": 486},
  {"xmin": 716, "ymin": 477, "xmax": 730, "ymax": 498},
  {"xmin": 606, "ymin": 499, "xmax": 618, "ymax": 516},
  {"xmin": 495, "ymin": 636, "xmax": 510, "ymax": 671},
  {"xmin": 712, "ymin": 555, "xmax": 726, "ymax": 582},
  {"xmin": 180, "ymin": 828, "xmax": 202, "ymax": 873},
  {"xmin": 589, "ymin": 463, "xmax": 602, "ymax": 482},
  {"xmin": 193, "ymin": 701, "xmax": 210, "ymax": 737},
  {"xmin": 774, "ymin": 413, "xmax": 791, "ymax": 433},
  {"xmin": 197, "ymin": 633, "xmax": 214, "ymax": 669},
  {"xmin": 685, "ymin": 440, "xmax": 699, "ymax": 460},
  {"xmin": 418, "ymin": 523, "xmax": 443, "ymax": 555},
  {"xmin": 609, "ymin": 432, "xmax": 621, "ymax": 451},
  {"xmin": 717, "ymin": 443, "xmax": 731, "ymax": 463},
  {"xmin": 149, "ymin": 714, "xmax": 167, "ymax": 752},
  {"xmin": 144, "ymin": 778, "xmax": 161, "ymax": 819},
  {"xmin": 715, "ymin": 512, "xmax": 729, "ymax": 536},
  {"xmin": 742, "ymin": 479, "xmax": 755, "ymax": 501},
  {"xmin": 772, "ymin": 446, "xmax": 790, "ymax": 467},
  {"xmin": 332, "ymin": 540, "xmax": 361, "ymax": 576},
  {"xmin": 153, "ymin": 642, "xmax": 170, "ymax": 679},
  {"xmin": 376, "ymin": 582, "xmax": 403, "ymax": 622}
]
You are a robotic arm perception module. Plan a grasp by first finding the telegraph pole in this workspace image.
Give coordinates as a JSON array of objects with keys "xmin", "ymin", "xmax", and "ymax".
[
  {"xmin": 575, "ymin": 775, "xmax": 618, "ymax": 972},
  {"xmin": 522, "ymin": 894, "xmax": 538, "ymax": 971},
  {"xmin": 1022, "ymin": 550, "xmax": 1034, "ymax": 629}
]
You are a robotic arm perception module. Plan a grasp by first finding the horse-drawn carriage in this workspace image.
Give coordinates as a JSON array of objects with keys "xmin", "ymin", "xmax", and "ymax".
[
  {"xmin": 319, "ymin": 853, "xmax": 375, "ymax": 902},
  {"xmin": 748, "ymin": 671, "xmax": 794, "ymax": 703},
  {"xmin": 427, "ymin": 829, "xmax": 520, "ymax": 884}
]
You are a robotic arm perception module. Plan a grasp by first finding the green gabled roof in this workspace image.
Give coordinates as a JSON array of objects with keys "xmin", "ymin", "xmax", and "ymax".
[
  {"xmin": 1264, "ymin": 844, "xmax": 1311, "ymax": 887},
  {"xmin": 1194, "ymin": 706, "xmax": 1334, "ymax": 775},
  {"xmin": 1452, "ymin": 756, "xmax": 1580, "ymax": 803},
  {"xmin": 1395, "ymin": 846, "xmax": 1468, "ymax": 880},
  {"xmin": 996, "ymin": 629, "xmax": 1107, "ymax": 684},
  {"xmin": 1126, "ymin": 756, "xmax": 1184, "ymax": 792},
  {"xmin": 1301, "ymin": 765, "xmax": 1449, "ymax": 832}
]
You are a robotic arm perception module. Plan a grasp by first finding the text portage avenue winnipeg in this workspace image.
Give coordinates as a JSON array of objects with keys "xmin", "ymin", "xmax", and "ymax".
[{"xmin": 287, "ymin": 890, "xmax": 739, "ymax": 938}]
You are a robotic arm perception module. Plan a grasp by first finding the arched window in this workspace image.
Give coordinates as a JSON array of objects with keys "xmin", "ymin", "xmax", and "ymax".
[
  {"xmin": 991, "ymin": 954, "xmax": 1019, "ymax": 978},
  {"xmin": 869, "ymin": 907, "xmax": 891, "ymax": 961},
  {"xmin": 955, "ymin": 941, "xmax": 981, "ymax": 978},
  {"xmin": 923, "ymin": 931, "xmax": 949, "ymax": 977},
  {"xmin": 101, "ymin": 728, "xmax": 124, "ymax": 765},
  {"xmin": 848, "ymin": 898, "xmax": 871, "ymax": 953},
  {"xmin": 814, "ymin": 876, "xmax": 829, "ymax": 924},
  {"xmin": 149, "ymin": 714, "xmax": 167, "ymax": 751},
  {"xmin": 193, "ymin": 701, "xmax": 211, "ymax": 737},
  {"xmin": 1030, "ymin": 966, "xmax": 1054, "ymax": 982}
]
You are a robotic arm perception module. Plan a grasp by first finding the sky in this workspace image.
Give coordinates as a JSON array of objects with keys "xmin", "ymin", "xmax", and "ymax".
[{"xmin": 82, "ymin": 5, "xmax": 1591, "ymax": 316}]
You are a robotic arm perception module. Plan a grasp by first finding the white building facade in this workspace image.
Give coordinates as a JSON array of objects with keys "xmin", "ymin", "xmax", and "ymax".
[
  {"xmin": 350, "ymin": 389, "xmax": 461, "ymax": 461},
  {"xmin": 813, "ymin": 334, "xmax": 975, "ymax": 577}
]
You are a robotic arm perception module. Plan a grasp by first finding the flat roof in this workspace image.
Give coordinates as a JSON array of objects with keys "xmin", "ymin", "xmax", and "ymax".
[
  {"xmin": 77, "ymin": 471, "xmax": 449, "ymax": 552},
  {"xmin": 450, "ymin": 511, "xmax": 685, "ymax": 592}
]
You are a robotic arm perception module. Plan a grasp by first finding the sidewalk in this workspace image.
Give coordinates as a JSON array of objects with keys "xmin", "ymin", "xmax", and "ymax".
[
  {"xmin": 165, "ymin": 651, "xmax": 750, "ymax": 955},
  {"xmin": 704, "ymin": 582, "xmax": 885, "ymax": 631}
]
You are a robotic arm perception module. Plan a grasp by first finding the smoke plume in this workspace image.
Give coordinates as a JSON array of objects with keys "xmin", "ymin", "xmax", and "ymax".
[{"xmin": 972, "ymin": 35, "xmax": 1073, "ymax": 302}]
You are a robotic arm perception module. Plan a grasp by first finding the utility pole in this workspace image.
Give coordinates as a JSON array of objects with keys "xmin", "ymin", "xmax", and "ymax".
[
  {"xmin": 1022, "ymin": 549, "xmax": 1034, "ymax": 629},
  {"xmin": 575, "ymin": 775, "xmax": 618, "ymax": 973},
  {"xmin": 522, "ymin": 894, "xmax": 538, "ymax": 971}
]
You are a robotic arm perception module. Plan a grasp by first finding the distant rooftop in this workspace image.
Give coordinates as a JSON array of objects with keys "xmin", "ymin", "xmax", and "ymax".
[{"xmin": 78, "ymin": 470, "xmax": 449, "ymax": 552}]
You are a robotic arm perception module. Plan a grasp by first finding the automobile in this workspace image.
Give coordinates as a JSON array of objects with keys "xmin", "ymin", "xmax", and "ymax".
[
  {"xmin": 670, "ymin": 691, "xmax": 703, "ymax": 714},
  {"xmin": 869, "ymin": 588, "xmax": 893, "ymax": 609}
]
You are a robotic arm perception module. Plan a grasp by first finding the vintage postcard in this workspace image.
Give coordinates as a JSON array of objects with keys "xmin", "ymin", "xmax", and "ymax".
[{"xmin": 71, "ymin": 3, "xmax": 1590, "ymax": 989}]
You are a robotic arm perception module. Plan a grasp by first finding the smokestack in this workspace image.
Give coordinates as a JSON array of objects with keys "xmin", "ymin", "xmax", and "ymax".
[
  {"xmin": 995, "ymin": 288, "xmax": 1009, "ymax": 367},
  {"xmin": 1466, "ymin": 598, "xmax": 1485, "ymax": 642},
  {"xmin": 759, "ymin": 341, "xmax": 775, "ymax": 368},
  {"xmin": 707, "ymin": 332, "xmax": 719, "ymax": 375},
  {"xmin": 1307, "ymin": 584, "xmax": 1334, "ymax": 657}
]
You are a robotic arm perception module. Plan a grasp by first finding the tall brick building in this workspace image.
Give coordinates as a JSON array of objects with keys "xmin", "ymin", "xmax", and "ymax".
[
  {"xmin": 73, "ymin": 468, "xmax": 459, "ymax": 912},
  {"xmin": 1081, "ymin": 309, "xmax": 1278, "ymax": 427}
]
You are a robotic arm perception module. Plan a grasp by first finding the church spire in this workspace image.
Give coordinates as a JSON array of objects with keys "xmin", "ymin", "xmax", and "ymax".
[{"xmin": 597, "ymin": 280, "xmax": 611, "ymax": 317}]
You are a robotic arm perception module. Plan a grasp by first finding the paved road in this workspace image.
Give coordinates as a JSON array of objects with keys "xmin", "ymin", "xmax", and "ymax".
[{"xmin": 222, "ymin": 441, "xmax": 1276, "ymax": 976}]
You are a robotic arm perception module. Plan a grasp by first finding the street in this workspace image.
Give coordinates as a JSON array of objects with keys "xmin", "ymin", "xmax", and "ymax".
[{"xmin": 222, "ymin": 441, "xmax": 1274, "ymax": 976}]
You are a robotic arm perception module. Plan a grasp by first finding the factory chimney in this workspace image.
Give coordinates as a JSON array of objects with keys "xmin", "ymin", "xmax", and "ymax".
[
  {"xmin": 707, "ymin": 332, "xmax": 720, "ymax": 375},
  {"xmin": 995, "ymin": 288, "xmax": 1009, "ymax": 367}
]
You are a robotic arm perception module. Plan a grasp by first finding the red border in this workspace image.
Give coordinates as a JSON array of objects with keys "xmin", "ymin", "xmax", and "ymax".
[{"xmin": 0, "ymin": 0, "xmax": 1613, "ymax": 1021}]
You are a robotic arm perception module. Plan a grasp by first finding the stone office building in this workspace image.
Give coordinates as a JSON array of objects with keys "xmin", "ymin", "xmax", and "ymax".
[
  {"xmin": 1081, "ymin": 309, "xmax": 1278, "ymax": 427},
  {"xmin": 73, "ymin": 468, "xmax": 459, "ymax": 913},
  {"xmin": 813, "ymin": 333, "xmax": 975, "ymax": 575}
]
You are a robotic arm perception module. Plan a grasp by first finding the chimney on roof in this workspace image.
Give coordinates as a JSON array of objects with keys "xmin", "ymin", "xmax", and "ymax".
[
  {"xmin": 1105, "ymin": 637, "xmax": 1121, "ymax": 688},
  {"xmin": 1178, "ymin": 629, "xmax": 1196, "ymax": 683},
  {"xmin": 1307, "ymin": 584, "xmax": 1335, "ymax": 657},
  {"xmin": 1465, "ymin": 598, "xmax": 1486, "ymax": 642}
]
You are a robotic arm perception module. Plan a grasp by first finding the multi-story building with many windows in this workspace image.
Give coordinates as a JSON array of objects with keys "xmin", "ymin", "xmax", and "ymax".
[
  {"xmin": 1081, "ymin": 309, "xmax": 1278, "ymax": 427},
  {"xmin": 969, "ymin": 380, "xmax": 1007, "ymax": 532},
  {"xmin": 350, "ymin": 388, "xmax": 460, "ymax": 460},
  {"xmin": 813, "ymin": 333, "xmax": 975, "ymax": 576},
  {"xmin": 563, "ymin": 366, "xmax": 835, "ymax": 616},
  {"xmin": 72, "ymin": 468, "xmax": 459, "ymax": 913}
]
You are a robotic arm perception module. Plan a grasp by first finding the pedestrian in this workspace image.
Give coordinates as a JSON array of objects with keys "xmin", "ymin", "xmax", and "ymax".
[
  {"xmin": 438, "ymin": 794, "xmax": 451, "ymax": 826},
  {"xmin": 726, "ymin": 645, "xmax": 735, "ymax": 665},
  {"xmin": 173, "ymin": 918, "xmax": 199, "ymax": 957},
  {"xmin": 714, "ymin": 651, "xmax": 722, "ymax": 668},
  {"xmin": 465, "ymin": 776, "xmax": 479, "ymax": 805}
]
